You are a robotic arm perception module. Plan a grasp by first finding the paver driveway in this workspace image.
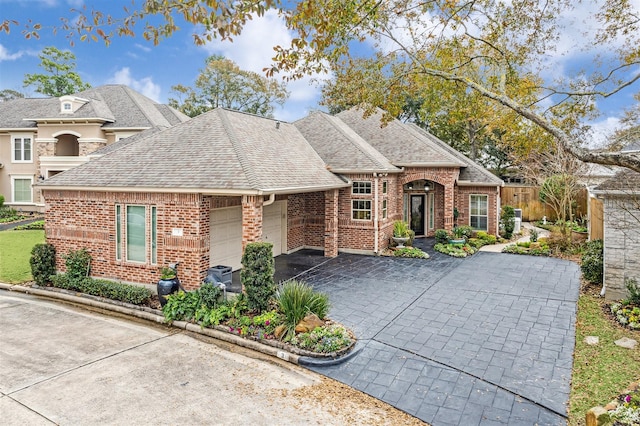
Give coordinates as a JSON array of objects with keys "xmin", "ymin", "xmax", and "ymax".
[{"xmin": 297, "ymin": 248, "xmax": 581, "ymax": 425}]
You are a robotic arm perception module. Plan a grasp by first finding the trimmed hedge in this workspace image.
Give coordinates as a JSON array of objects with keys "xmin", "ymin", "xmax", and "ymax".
[
  {"xmin": 581, "ymin": 239, "xmax": 604, "ymax": 284},
  {"xmin": 49, "ymin": 274, "xmax": 151, "ymax": 305}
]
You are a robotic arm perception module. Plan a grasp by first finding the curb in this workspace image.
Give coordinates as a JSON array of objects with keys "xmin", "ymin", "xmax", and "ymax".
[{"xmin": 0, "ymin": 283, "xmax": 357, "ymax": 367}]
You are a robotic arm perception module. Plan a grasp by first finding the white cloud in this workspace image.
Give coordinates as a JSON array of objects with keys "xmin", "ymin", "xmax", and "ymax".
[
  {"xmin": 0, "ymin": 44, "xmax": 28, "ymax": 62},
  {"xmin": 108, "ymin": 67, "xmax": 161, "ymax": 101},
  {"xmin": 201, "ymin": 9, "xmax": 329, "ymax": 121},
  {"xmin": 202, "ymin": 10, "xmax": 291, "ymax": 74},
  {"xmin": 586, "ymin": 116, "xmax": 621, "ymax": 149}
]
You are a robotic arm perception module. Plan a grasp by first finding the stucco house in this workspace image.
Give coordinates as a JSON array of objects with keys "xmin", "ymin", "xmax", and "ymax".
[
  {"xmin": 38, "ymin": 106, "xmax": 503, "ymax": 289},
  {"xmin": 0, "ymin": 85, "xmax": 189, "ymax": 211},
  {"xmin": 593, "ymin": 152, "xmax": 640, "ymax": 301}
]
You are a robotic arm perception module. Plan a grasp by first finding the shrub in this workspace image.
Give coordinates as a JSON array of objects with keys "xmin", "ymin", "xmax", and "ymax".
[
  {"xmin": 626, "ymin": 278, "xmax": 640, "ymax": 305},
  {"xmin": 241, "ymin": 242, "xmax": 276, "ymax": 313},
  {"xmin": 529, "ymin": 229, "xmax": 539, "ymax": 242},
  {"xmin": 64, "ymin": 248, "xmax": 92, "ymax": 282},
  {"xmin": 199, "ymin": 282, "xmax": 223, "ymax": 309},
  {"xmin": 467, "ymin": 238, "xmax": 485, "ymax": 249},
  {"xmin": 0, "ymin": 206, "xmax": 18, "ymax": 220},
  {"xmin": 30, "ymin": 243, "xmax": 56, "ymax": 286},
  {"xmin": 581, "ymin": 239, "xmax": 603, "ymax": 284},
  {"xmin": 14, "ymin": 220, "xmax": 45, "ymax": 230},
  {"xmin": 0, "ymin": 194, "xmax": 3, "ymax": 208},
  {"xmin": 500, "ymin": 205, "xmax": 515, "ymax": 239},
  {"xmin": 163, "ymin": 290, "xmax": 202, "ymax": 323},
  {"xmin": 276, "ymin": 280, "xmax": 330, "ymax": 339},
  {"xmin": 435, "ymin": 229, "xmax": 450, "ymax": 244},
  {"xmin": 457, "ymin": 225, "xmax": 474, "ymax": 240},
  {"xmin": 49, "ymin": 274, "xmax": 151, "ymax": 305}
]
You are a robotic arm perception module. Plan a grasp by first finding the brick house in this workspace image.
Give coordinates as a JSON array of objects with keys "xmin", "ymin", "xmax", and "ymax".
[
  {"xmin": 0, "ymin": 85, "xmax": 189, "ymax": 212},
  {"xmin": 593, "ymin": 167, "xmax": 640, "ymax": 301},
  {"xmin": 39, "ymin": 107, "xmax": 503, "ymax": 289}
]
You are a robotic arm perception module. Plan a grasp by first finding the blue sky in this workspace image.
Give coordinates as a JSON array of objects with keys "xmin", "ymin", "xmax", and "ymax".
[
  {"xmin": 0, "ymin": 0, "xmax": 325, "ymax": 122},
  {"xmin": 0, "ymin": 0, "xmax": 638, "ymax": 144}
]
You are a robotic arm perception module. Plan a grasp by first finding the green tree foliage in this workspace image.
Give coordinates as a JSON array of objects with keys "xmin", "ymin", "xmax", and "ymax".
[
  {"xmin": 23, "ymin": 46, "xmax": 91, "ymax": 96},
  {"xmin": 0, "ymin": 89, "xmax": 25, "ymax": 102},
  {"xmin": 168, "ymin": 55, "xmax": 288, "ymax": 117},
  {"xmin": 240, "ymin": 242, "xmax": 275, "ymax": 313},
  {"xmin": 6, "ymin": 1, "xmax": 640, "ymax": 172}
]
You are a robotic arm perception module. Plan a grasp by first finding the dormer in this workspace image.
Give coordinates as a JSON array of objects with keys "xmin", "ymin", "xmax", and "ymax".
[{"xmin": 60, "ymin": 95, "xmax": 89, "ymax": 114}]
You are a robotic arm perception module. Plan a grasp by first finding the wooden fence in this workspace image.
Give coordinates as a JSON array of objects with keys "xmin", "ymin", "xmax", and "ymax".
[
  {"xmin": 500, "ymin": 185, "xmax": 588, "ymax": 222},
  {"xmin": 589, "ymin": 197, "xmax": 604, "ymax": 240}
]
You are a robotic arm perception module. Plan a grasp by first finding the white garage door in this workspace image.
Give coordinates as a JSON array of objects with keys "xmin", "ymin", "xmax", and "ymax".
[
  {"xmin": 210, "ymin": 201, "xmax": 286, "ymax": 271},
  {"xmin": 263, "ymin": 201, "xmax": 285, "ymax": 257},
  {"xmin": 210, "ymin": 206, "xmax": 243, "ymax": 270}
]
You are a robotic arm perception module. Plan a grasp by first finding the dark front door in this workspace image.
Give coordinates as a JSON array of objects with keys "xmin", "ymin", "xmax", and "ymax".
[{"xmin": 410, "ymin": 195, "xmax": 425, "ymax": 236}]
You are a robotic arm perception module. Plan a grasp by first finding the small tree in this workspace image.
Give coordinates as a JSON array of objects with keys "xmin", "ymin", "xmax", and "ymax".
[
  {"xmin": 30, "ymin": 243, "xmax": 56, "ymax": 286},
  {"xmin": 23, "ymin": 46, "xmax": 91, "ymax": 97},
  {"xmin": 501, "ymin": 205, "xmax": 516, "ymax": 239},
  {"xmin": 240, "ymin": 242, "xmax": 275, "ymax": 313}
]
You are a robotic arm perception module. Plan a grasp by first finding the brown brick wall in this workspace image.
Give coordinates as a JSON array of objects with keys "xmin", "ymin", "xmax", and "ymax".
[
  {"xmin": 43, "ymin": 190, "xmax": 212, "ymax": 290},
  {"xmin": 455, "ymin": 186, "xmax": 499, "ymax": 235},
  {"xmin": 287, "ymin": 192, "xmax": 325, "ymax": 251}
]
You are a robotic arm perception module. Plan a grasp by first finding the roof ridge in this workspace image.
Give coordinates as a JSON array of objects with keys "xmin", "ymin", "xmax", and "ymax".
[
  {"xmin": 320, "ymin": 113, "xmax": 395, "ymax": 170},
  {"xmin": 218, "ymin": 109, "xmax": 261, "ymax": 189},
  {"xmin": 119, "ymin": 85, "xmax": 158, "ymax": 126}
]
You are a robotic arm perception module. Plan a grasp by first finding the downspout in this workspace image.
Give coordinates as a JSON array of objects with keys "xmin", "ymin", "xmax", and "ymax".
[
  {"xmin": 263, "ymin": 193, "xmax": 275, "ymax": 206},
  {"xmin": 374, "ymin": 173, "xmax": 379, "ymax": 254}
]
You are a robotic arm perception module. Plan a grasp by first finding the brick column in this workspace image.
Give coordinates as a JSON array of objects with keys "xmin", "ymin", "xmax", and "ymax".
[
  {"xmin": 324, "ymin": 189, "xmax": 339, "ymax": 257},
  {"xmin": 242, "ymin": 195, "xmax": 263, "ymax": 251},
  {"xmin": 444, "ymin": 184, "xmax": 455, "ymax": 231}
]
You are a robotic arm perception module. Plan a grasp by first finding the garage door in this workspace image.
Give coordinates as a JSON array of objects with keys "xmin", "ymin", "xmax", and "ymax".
[
  {"xmin": 210, "ymin": 206, "xmax": 243, "ymax": 271},
  {"xmin": 263, "ymin": 201, "xmax": 285, "ymax": 257},
  {"xmin": 210, "ymin": 201, "xmax": 286, "ymax": 271}
]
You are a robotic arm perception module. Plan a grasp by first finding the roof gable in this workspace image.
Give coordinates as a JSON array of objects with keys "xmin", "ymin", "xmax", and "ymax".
[{"xmin": 295, "ymin": 112, "xmax": 400, "ymax": 173}]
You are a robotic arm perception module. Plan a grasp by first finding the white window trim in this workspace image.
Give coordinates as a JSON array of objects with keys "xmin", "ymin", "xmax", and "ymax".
[
  {"xmin": 469, "ymin": 194, "xmax": 489, "ymax": 231},
  {"xmin": 351, "ymin": 199, "xmax": 372, "ymax": 221},
  {"xmin": 11, "ymin": 134, "xmax": 34, "ymax": 163},
  {"xmin": 116, "ymin": 205, "xmax": 158, "ymax": 264},
  {"xmin": 352, "ymin": 181, "xmax": 372, "ymax": 195},
  {"xmin": 382, "ymin": 199, "xmax": 388, "ymax": 219},
  {"xmin": 10, "ymin": 175, "xmax": 34, "ymax": 204}
]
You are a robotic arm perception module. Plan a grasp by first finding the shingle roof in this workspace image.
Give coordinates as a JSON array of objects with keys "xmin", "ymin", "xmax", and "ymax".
[
  {"xmin": 294, "ymin": 112, "xmax": 400, "ymax": 173},
  {"xmin": 337, "ymin": 107, "xmax": 466, "ymax": 167},
  {"xmin": 407, "ymin": 124, "xmax": 504, "ymax": 186},
  {"xmin": 0, "ymin": 85, "xmax": 189, "ymax": 129},
  {"xmin": 40, "ymin": 108, "xmax": 347, "ymax": 194},
  {"xmin": 594, "ymin": 168, "xmax": 640, "ymax": 193}
]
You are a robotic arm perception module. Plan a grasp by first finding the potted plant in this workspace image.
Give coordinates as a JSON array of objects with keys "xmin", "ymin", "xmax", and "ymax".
[
  {"xmin": 157, "ymin": 263, "xmax": 181, "ymax": 307},
  {"xmin": 449, "ymin": 226, "xmax": 466, "ymax": 245},
  {"xmin": 392, "ymin": 221, "xmax": 411, "ymax": 248}
]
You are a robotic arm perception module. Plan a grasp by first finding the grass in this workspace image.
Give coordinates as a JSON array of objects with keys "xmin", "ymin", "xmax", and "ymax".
[
  {"xmin": 0, "ymin": 229, "xmax": 45, "ymax": 283},
  {"xmin": 568, "ymin": 283, "xmax": 640, "ymax": 425}
]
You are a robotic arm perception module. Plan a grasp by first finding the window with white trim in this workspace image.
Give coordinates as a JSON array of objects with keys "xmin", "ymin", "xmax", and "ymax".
[
  {"xmin": 115, "ymin": 205, "xmax": 158, "ymax": 264},
  {"xmin": 382, "ymin": 199, "xmax": 388, "ymax": 219},
  {"xmin": 12, "ymin": 177, "xmax": 33, "ymax": 203},
  {"xmin": 470, "ymin": 194, "xmax": 489, "ymax": 231},
  {"xmin": 352, "ymin": 200, "xmax": 372, "ymax": 220},
  {"xmin": 13, "ymin": 136, "xmax": 32, "ymax": 162},
  {"xmin": 352, "ymin": 181, "xmax": 371, "ymax": 194},
  {"xmin": 382, "ymin": 181, "xmax": 388, "ymax": 194}
]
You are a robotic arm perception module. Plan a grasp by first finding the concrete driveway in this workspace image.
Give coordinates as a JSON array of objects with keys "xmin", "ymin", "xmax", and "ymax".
[
  {"xmin": 0, "ymin": 291, "xmax": 417, "ymax": 425},
  {"xmin": 298, "ymin": 249, "xmax": 581, "ymax": 425}
]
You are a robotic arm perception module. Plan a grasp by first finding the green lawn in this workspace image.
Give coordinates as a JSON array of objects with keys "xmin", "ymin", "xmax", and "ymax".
[
  {"xmin": 0, "ymin": 230, "xmax": 45, "ymax": 283},
  {"xmin": 568, "ymin": 285, "xmax": 640, "ymax": 425}
]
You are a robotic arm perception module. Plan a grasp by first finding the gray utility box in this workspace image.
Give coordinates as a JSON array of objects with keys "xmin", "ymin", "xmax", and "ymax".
[{"xmin": 207, "ymin": 265, "xmax": 232, "ymax": 286}]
